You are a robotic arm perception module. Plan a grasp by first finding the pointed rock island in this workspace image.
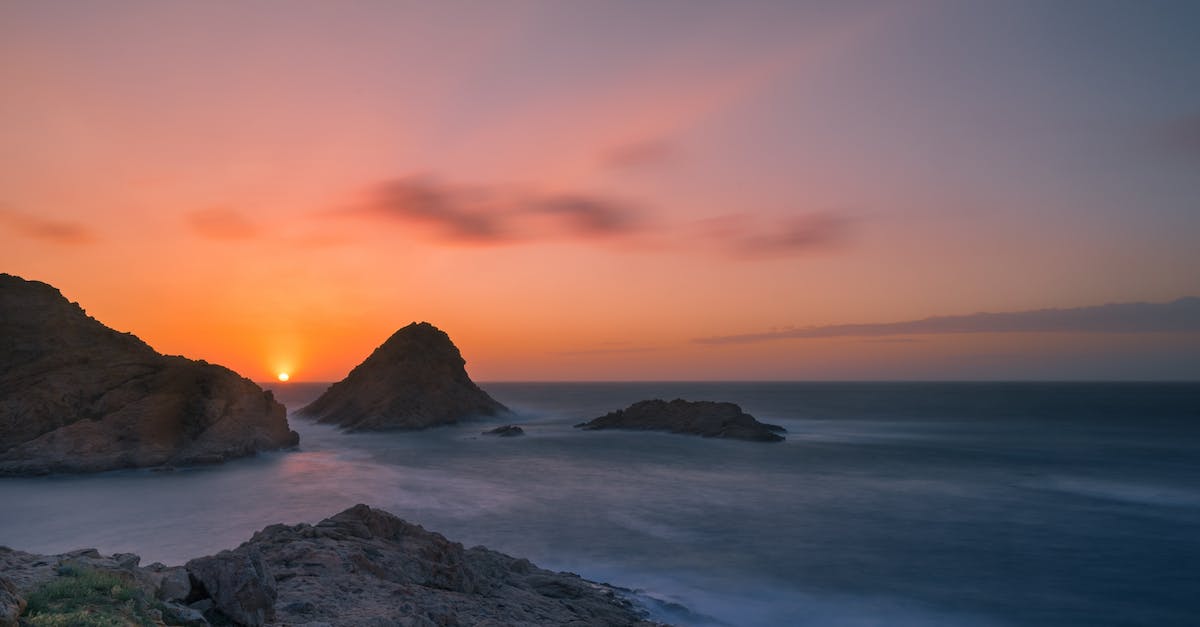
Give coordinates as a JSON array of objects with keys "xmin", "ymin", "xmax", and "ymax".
[
  {"xmin": 0, "ymin": 274, "xmax": 298, "ymax": 475},
  {"xmin": 576, "ymin": 398, "xmax": 786, "ymax": 442},
  {"xmin": 299, "ymin": 322, "xmax": 506, "ymax": 430}
]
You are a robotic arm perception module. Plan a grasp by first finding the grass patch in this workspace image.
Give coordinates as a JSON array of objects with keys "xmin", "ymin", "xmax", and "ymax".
[{"xmin": 21, "ymin": 565, "xmax": 161, "ymax": 627}]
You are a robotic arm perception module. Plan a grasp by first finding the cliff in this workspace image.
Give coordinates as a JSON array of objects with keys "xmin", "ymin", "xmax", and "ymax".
[{"xmin": 0, "ymin": 274, "xmax": 298, "ymax": 475}]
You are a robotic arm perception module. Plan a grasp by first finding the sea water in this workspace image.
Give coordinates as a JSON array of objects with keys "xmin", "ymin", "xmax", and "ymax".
[{"xmin": 1, "ymin": 382, "xmax": 1197, "ymax": 626}]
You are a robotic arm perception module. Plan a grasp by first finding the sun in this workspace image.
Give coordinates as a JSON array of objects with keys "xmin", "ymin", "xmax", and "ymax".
[{"xmin": 277, "ymin": 372, "xmax": 290, "ymax": 382}]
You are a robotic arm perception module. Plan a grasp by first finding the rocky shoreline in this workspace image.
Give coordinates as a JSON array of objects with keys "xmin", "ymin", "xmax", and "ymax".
[{"xmin": 1, "ymin": 505, "xmax": 661, "ymax": 627}]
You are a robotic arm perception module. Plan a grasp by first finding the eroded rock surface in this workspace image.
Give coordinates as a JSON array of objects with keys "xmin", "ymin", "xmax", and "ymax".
[
  {"xmin": 0, "ymin": 505, "xmax": 662, "ymax": 627},
  {"xmin": 186, "ymin": 549, "xmax": 276, "ymax": 626},
  {"xmin": 0, "ymin": 574, "xmax": 24, "ymax": 627},
  {"xmin": 0, "ymin": 274, "xmax": 298, "ymax": 475},
  {"xmin": 576, "ymin": 398, "xmax": 786, "ymax": 442},
  {"xmin": 249, "ymin": 504, "xmax": 656, "ymax": 626},
  {"xmin": 299, "ymin": 322, "xmax": 506, "ymax": 430}
]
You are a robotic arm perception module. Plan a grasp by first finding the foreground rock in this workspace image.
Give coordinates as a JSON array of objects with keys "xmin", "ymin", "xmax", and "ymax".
[
  {"xmin": 0, "ymin": 574, "xmax": 23, "ymax": 627},
  {"xmin": 299, "ymin": 321, "xmax": 507, "ymax": 430},
  {"xmin": 0, "ymin": 274, "xmax": 298, "ymax": 476},
  {"xmin": 576, "ymin": 399, "xmax": 786, "ymax": 442},
  {"xmin": 0, "ymin": 505, "xmax": 660, "ymax": 626}
]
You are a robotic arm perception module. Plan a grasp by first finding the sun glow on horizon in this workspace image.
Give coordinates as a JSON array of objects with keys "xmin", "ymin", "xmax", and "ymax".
[{"xmin": 277, "ymin": 372, "xmax": 290, "ymax": 382}]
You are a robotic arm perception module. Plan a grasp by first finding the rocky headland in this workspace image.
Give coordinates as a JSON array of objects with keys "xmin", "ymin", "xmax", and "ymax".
[
  {"xmin": 0, "ymin": 504, "xmax": 660, "ymax": 627},
  {"xmin": 0, "ymin": 274, "xmax": 298, "ymax": 476},
  {"xmin": 576, "ymin": 399, "xmax": 786, "ymax": 442},
  {"xmin": 299, "ymin": 322, "xmax": 507, "ymax": 431}
]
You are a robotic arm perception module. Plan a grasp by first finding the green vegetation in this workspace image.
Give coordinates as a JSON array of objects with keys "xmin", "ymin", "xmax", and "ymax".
[{"xmin": 21, "ymin": 565, "xmax": 161, "ymax": 627}]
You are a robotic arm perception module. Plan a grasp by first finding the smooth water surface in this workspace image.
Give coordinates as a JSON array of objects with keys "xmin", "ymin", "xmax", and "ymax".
[{"xmin": 2, "ymin": 382, "xmax": 1198, "ymax": 626}]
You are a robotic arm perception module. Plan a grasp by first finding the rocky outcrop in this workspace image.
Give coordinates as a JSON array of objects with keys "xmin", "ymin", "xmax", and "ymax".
[
  {"xmin": 0, "ymin": 575, "xmax": 23, "ymax": 627},
  {"xmin": 299, "ymin": 322, "xmax": 506, "ymax": 431},
  {"xmin": 244, "ymin": 504, "xmax": 656, "ymax": 626},
  {"xmin": 0, "ymin": 505, "xmax": 660, "ymax": 626},
  {"xmin": 483, "ymin": 424, "xmax": 525, "ymax": 437},
  {"xmin": 0, "ymin": 545, "xmax": 203, "ymax": 626},
  {"xmin": 185, "ymin": 549, "xmax": 277, "ymax": 626},
  {"xmin": 576, "ymin": 399, "xmax": 786, "ymax": 442},
  {"xmin": 0, "ymin": 274, "xmax": 298, "ymax": 475}
]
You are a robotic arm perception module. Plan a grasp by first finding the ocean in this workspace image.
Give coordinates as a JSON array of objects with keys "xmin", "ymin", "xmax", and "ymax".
[{"xmin": 2, "ymin": 382, "xmax": 1198, "ymax": 626}]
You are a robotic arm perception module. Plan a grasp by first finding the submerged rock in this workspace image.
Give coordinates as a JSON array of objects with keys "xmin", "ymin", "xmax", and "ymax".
[
  {"xmin": 483, "ymin": 424, "xmax": 525, "ymax": 437},
  {"xmin": 576, "ymin": 398, "xmax": 786, "ymax": 442},
  {"xmin": 298, "ymin": 322, "xmax": 506, "ymax": 431},
  {"xmin": 0, "ymin": 274, "xmax": 298, "ymax": 476}
]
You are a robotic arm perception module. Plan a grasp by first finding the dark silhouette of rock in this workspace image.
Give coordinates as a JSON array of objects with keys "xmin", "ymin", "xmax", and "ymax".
[
  {"xmin": 299, "ymin": 321, "xmax": 506, "ymax": 430},
  {"xmin": 483, "ymin": 424, "xmax": 525, "ymax": 437},
  {"xmin": 0, "ymin": 274, "xmax": 298, "ymax": 475},
  {"xmin": 576, "ymin": 398, "xmax": 785, "ymax": 442}
]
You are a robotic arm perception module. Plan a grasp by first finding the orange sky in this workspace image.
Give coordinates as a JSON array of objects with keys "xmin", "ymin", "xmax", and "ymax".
[{"xmin": 3, "ymin": 2, "xmax": 1199, "ymax": 381}]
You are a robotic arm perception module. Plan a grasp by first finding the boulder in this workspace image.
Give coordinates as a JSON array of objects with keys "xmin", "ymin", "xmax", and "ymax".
[
  {"xmin": 576, "ymin": 398, "xmax": 786, "ymax": 442},
  {"xmin": 298, "ymin": 322, "xmax": 506, "ymax": 431},
  {"xmin": 185, "ymin": 548, "xmax": 277, "ymax": 626},
  {"xmin": 0, "ymin": 576, "xmax": 23, "ymax": 627},
  {"xmin": 161, "ymin": 601, "xmax": 210, "ymax": 626},
  {"xmin": 0, "ymin": 273, "xmax": 299, "ymax": 475},
  {"xmin": 156, "ymin": 566, "xmax": 194, "ymax": 602}
]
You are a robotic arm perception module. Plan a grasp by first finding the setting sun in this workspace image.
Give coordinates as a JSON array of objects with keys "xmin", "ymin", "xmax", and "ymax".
[{"xmin": 277, "ymin": 372, "xmax": 290, "ymax": 382}]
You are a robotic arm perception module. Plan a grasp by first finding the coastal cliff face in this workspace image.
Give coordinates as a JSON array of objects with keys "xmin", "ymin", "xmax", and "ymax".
[
  {"xmin": 299, "ymin": 321, "xmax": 506, "ymax": 430},
  {"xmin": 0, "ymin": 274, "xmax": 298, "ymax": 475},
  {"xmin": 0, "ymin": 505, "xmax": 659, "ymax": 627},
  {"xmin": 576, "ymin": 398, "xmax": 786, "ymax": 442}
]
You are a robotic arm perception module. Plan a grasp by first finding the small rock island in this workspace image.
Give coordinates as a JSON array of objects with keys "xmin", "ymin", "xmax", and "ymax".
[
  {"xmin": 298, "ymin": 322, "xmax": 507, "ymax": 430},
  {"xmin": 576, "ymin": 398, "xmax": 786, "ymax": 442},
  {"xmin": 0, "ymin": 274, "xmax": 298, "ymax": 475},
  {"xmin": 483, "ymin": 424, "xmax": 525, "ymax": 437}
]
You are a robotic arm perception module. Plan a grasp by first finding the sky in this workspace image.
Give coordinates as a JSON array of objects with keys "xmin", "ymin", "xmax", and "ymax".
[{"xmin": 2, "ymin": 0, "xmax": 1199, "ymax": 381}]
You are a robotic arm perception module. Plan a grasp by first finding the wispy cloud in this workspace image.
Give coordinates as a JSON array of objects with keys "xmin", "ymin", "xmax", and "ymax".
[
  {"xmin": 555, "ymin": 345, "xmax": 664, "ymax": 357},
  {"xmin": 0, "ymin": 208, "xmax": 97, "ymax": 245},
  {"xmin": 697, "ymin": 298, "xmax": 1200, "ymax": 345},
  {"xmin": 328, "ymin": 175, "xmax": 857, "ymax": 259},
  {"xmin": 338, "ymin": 176, "xmax": 642, "ymax": 245},
  {"xmin": 187, "ymin": 207, "xmax": 261, "ymax": 240},
  {"xmin": 534, "ymin": 195, "xmax": 639, "ymax": 237},
  {"xmin": 697, "ymin": 212, "xmax": 854, "ymax": 259},
  {"xmin": 601, "ymin": 137, "xmax": 675, "ymax": 170}
]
